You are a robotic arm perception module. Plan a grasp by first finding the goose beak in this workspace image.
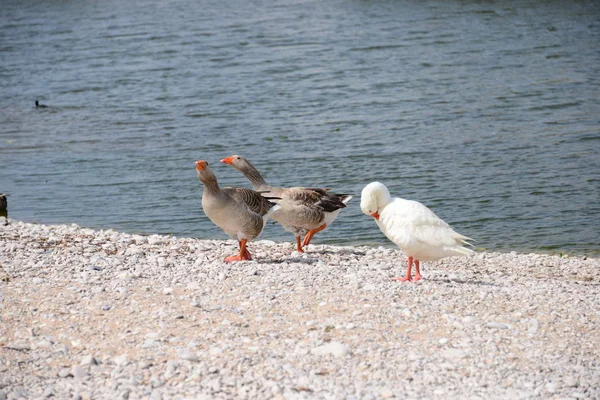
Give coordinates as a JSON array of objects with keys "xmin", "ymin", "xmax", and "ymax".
[
  {"xmin": 370, "ymin": 212, "xmax": 379, "ymax": 220},
  {"xmin": 195, "ymin": 160, "xmax": 207, "ymax": 171},
  {"xmin": 220, "ymin": 156, "xmax": 235, "ymax": 165}
]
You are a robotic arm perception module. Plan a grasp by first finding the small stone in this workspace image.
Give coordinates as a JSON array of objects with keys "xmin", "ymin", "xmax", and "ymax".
[
  {"xmin": 564, "ymin": 375, "xmax": 578, "ymax": 387},
  {"xmin": 487, "ymin": 322, "xmax": 509, "ymax": 330},
  {"xmin": 380, "ymin": 388, "xmax": 394, "ymax": 398},
  {"xmin": 71, "ymin": 365, "xmax": 88, "ymax": 379},
  {"xmin": 36, "ymin": 340, "xmax": 53, "ymax": 349},
  {"xmin": 71, "ymin": 394, "xmax": 82, "ymax": 400},
  {"xmin": 9, "ymin": 388, "xmax": 27, "ymax": 399},
  {"xmin": 0, "ymin": 390, "xmax": 6, "ymax": 400},
  {"xmin": 42, "ymin": 386, "xmax": 53, "ymax": 398},
  {"xmin": 133, "ymin": 235, "xmax": 147, "ymax": 244},
  {"xmin": 443, "ymin": 348, "xmax": 467, "ymax": 359},
  {"xmin": 311, "ymin": 342, "xmax": 350, "ymax": 358},
  {"xmin": 150, "ymin": 391, "xmax": 162, "ymax": 400},
  {"xmin": 439, "ymin": 338, "xmax": 449, "ymax": 345},
  {"xmin": 528, "ymin": 319, "xmax": 540, "ymax": 334},
  {"xmin": 114, "ymin": 354, "xmax": 128, "ymax": 366},
  {"xmin": 163, "ymin": 287, "xmax": 173, "ymax": 295},
  {"xmin": 58, "ymin": 368, "xmax": 71, "ymax": 378},
  {"xmin": 178, "ymin": 349, "xmax": 199, "ymax": 362},
  {"xmin": 5, "ymin": 341, "xmax": 30, "ymax": 351},
  {"xmin": 148, "ymin": 236, "xmax": 164, "ymax": 245},
  {"xmin": 80, "ymin": 355, "xmax": 97, "ymax": 366},
  {"xmin": 117, "ymin": 272, "xmax": 134, "ymax": 280}
]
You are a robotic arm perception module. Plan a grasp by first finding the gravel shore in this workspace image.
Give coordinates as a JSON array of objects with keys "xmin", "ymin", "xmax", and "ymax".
[{"xmin": 1, "ymin": 221, "xmax": 599, "ymax": 400}]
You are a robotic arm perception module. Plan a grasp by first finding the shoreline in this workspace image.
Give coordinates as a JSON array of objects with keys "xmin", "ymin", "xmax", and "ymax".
[
  {"xmin": 1, "ymin": 221, "xmax": 599, "ymax": 399},
  {"xmin": 9, "ymin": 216, "xmax": 597, "ymax": 258}
]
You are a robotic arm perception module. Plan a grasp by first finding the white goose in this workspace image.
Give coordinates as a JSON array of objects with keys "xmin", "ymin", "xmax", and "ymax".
[
  {"xmin": 361, "ymin": 182, "xmax": 473, "ymax": 281},
  {"xmin": 196, "ymin": 160, "xmax": 279, "ymax": 262},
  {"xmin": 221, "ymin": 155, "xmax": 352, "ymax": 252}
]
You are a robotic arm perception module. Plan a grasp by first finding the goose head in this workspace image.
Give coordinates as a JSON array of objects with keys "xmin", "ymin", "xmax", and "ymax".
[
  {"xmin": 220, "ymin": 154, "xmax": 251, "ymax": 171},
  {"xmin": 360, "ymin": 181, "xmax": 392, "ymax": 220},
  {"xmin": 195, "ymin": 160, "xmax": 216, "ymax": 183}
]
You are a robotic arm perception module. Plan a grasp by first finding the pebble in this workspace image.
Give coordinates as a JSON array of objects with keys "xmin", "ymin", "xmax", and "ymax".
[
  {"xmin": 178, "ymin": 349, "xmax": 199, "ymax": 362},
  {"xmin": 114, "ymin": 354, "xmax": 128, "ymax": 366},
  {"xmin": 5, "ymin": 341, "xmax": 30, "ymax": 351},
  {"xmin": 80, "ymin": 355, "xmax": 97, "ymax": 366},
  {"xmin": 57, "ymin": 368, "xmax": 71, "ymax": 378},
  {"xmin": 149, "ymin": 391, "xmax": 162, "ymax": 400},
  {"xmin": 71, "ymin": 365, "xmax": 88, "ymax": 380},
  {"xmin": 42, "ymin": 386, "xmax": 53, "ymax": 398},
  {"xmin": 311, "ymin": 342, "xmax": 350, "ymax": 358},
  {"xmin": 487, "ymin": 322, "xmax": 509, "ymax": 330},
  {"xmin": 528, "ymin": 319, "xmax": 540, "ymax": 334},
  {"xmin": 1, "ymin": 220, "xmax": 599, "ymax": 399},
  {"xmin": 443, "ymin": 348, "xmax": 468, "ymax": 359}
]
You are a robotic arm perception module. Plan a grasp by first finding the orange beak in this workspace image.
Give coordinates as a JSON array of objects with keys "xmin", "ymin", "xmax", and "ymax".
[
  {"xmin": 371, "ymin": 212, "xmax": 379, "ymax": 220},
  {"xmin": 220, "ymin": 156, "xmax": 235, "ymax": 165},
  {"xmin": 195, "ymin": 160, "xmax": 207, "ymax": 171}
]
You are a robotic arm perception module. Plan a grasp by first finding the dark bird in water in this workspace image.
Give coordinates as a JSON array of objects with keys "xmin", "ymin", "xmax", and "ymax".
[
  {"xmin": 35, "ymin": 100, "xmax": 48, "ymax": 108},
  {"xmin": 0, "ymin": 193, "xmax": 8, "ymax": 225}
]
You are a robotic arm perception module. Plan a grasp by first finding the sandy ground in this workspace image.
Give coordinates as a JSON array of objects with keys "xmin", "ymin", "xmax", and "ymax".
[{"xmin": 1, "ymin": 221, "xmax": 599, "ymax": 399}]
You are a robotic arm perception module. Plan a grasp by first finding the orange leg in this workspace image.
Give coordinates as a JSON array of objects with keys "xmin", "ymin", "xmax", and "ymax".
[
  {"xmin": 301, "ymin": 224, "xmax": 326, "ymax": 247},
  {"xmin": 225, "ymin": 239, "xmax": 252, "ymax": 262},
  {"xmin": 413, "ymin": 260, "xmax": 422, "ymax": 281},
  {"xmin": 295, "ymin": 236, "xmax": 304, "ymax": 253},
  {"xmin": 392, "ymin": 256, "xmax": 414, "ymax": 282}
]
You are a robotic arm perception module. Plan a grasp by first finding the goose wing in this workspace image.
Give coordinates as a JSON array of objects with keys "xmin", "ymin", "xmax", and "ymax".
[
  {"xmin": 381, "ymin": 198, "xmax": 471, "ymax": 249},
  {"xmin": 284, "ymin": 188, "xmax": 349, "ymax": 212},
  {"xmin": 222, "ymin": 187, "xmax": 277, "ymax": 216}
]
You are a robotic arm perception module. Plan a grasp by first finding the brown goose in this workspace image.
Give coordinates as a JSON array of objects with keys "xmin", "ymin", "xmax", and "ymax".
[
  {"xmin": 220, "ymin": 155, "xmax": 352, "ymax": 252},
  {"xmin": 195, "ymin": 160, "xmax": 279, "ymax": 262}
]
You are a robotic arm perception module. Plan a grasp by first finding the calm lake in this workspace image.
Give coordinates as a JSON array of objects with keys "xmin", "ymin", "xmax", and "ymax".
[{"xmin": 1, "ymin": 0, "xmax": 599, "ymax": 255}]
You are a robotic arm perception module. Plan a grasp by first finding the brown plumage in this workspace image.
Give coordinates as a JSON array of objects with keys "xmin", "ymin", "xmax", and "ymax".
[
  {"xmin": 195, "ymin": 160, "xmax": 279, "ymax": 262},
  {"xmin": 220, "ymin": 155, "xmax": 352, "ymax": 252}
]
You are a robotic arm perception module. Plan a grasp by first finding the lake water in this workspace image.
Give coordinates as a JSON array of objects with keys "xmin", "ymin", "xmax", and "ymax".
[{"xmin": 1, "ymin": 0, "xmax": 599, "ymax": 255}]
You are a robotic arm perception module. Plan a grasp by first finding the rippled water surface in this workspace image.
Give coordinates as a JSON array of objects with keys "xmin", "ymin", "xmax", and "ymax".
[{"xmin": 1, "ymin": 0, "xmax": 599, "ymax": 254}]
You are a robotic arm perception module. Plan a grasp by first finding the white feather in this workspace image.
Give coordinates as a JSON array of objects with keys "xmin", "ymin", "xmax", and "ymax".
[{"xmin": 361, "ymin": 182, "xmax": 473, "ymax": 261}]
